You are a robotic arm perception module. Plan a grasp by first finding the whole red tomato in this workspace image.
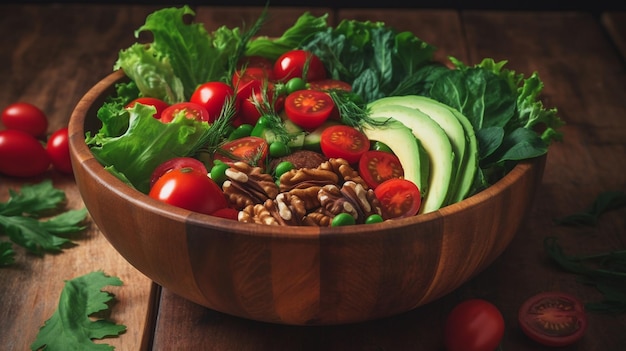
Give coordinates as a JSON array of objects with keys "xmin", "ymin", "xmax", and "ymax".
[
  {"xmin": 0, "ymin": 129, "xmax": 50, "ymax": 177},
  {"xmin": 190, "ymin": 82, "xmax": 236, "ymax": 123},
  {"xmin": 1, "ymin": 102, "xmax": 48, "ymax": 137},
  {"xmin": 273, "ymin": 50, "xmax": 327, "ymax": 83},
  {"xmin": 444, "ymin": 299, "xmax": 505, "ymax": 351},
  {"xmin": 46, "ymin": 127, "xmax": 73, "ymax": 175},
  {"xmin": 149, "ymin": 167, "xmax": 227, "ymax": 215}
]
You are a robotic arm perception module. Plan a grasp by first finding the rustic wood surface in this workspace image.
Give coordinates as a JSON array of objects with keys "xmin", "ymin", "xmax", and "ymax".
[{"xmin": 1, "ymin": 4, "xmax": 625, "ymax": 351}]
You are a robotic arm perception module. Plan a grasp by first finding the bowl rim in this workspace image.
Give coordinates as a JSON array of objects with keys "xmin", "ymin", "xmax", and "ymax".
[{"xmin": 69, "ymin": 70, "xmax": 542, "ymax": 239}]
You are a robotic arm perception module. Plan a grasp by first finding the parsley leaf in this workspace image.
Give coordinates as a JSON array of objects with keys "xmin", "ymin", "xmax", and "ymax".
[
  {"xmin": 554, "ymin": 190, "xmax": 626, "ymax": 226},
  {"xmin": 0, "ymin": 180, "xmax": 88, "ymax": 262},
  {"xmin": 31, "ymin": 271, "xmax": 126, "ymax": 351}
]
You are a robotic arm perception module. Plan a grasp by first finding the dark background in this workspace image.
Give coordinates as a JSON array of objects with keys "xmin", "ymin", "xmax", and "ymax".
[{"xmin": 12, "ymin": 0, "xmax": 626, "ymax": 13}]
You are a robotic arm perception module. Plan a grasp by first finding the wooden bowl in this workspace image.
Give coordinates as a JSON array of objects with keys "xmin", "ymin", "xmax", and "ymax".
[{"xmin": 68, "ymin": 70, "xmax": 546, "ymax": 326}]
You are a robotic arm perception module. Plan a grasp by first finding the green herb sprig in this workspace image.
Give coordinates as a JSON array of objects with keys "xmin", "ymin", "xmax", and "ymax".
[{"xmin": 554, "ymin": 190, "xmax": 626, "ymax": 226}]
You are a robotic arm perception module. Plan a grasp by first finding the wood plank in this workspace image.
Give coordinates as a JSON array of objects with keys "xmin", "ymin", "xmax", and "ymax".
[
  {"xmin": 602, "ymin": 12, "xmax": 626, "ymax": 59},
  {"xmin": 0, "ymin": 5, "xmax": 160, "ymax": 351}
]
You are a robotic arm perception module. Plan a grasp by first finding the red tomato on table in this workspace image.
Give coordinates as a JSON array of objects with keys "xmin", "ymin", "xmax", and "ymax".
[
  {"xmin": 319, "ymin": 124, "xmax": 369, "ymax": 164},
  {"xmin": 0, "ymin": 129, "xmax": 50, "ymax": 177},
  {"xmin": 149, "ymin": 167, "xmax": 227, "ymax": 215},
  {"xmin": 46, "ymin": 127, "xmax": 73, "ymax": 175},
  {"xmin": 1, "ymin": 101, "xmax": 48, "ymax": 137},
  {"xmin": 444, "ymin": 299, "xmax": 505, "ymax": 351}
]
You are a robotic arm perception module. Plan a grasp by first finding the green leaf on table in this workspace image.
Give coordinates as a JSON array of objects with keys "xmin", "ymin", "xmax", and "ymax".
[
  {"xmin": 544, "ymin": 237, "xmax": 626, "ymax": 314},
  {"xmin": 31, "ymin": 271, "xmax": 126, "ymax": 351},
  {"xmin": 555, "ymin": 190, "xmax": 626, "ymax": 226},
  {"xmin": 0, "ymin": 241, "xmax": 15, "ymax": 267},
  {"xmin": 0, "ymin": 180, "xmax": 88, "ymax": 262}
]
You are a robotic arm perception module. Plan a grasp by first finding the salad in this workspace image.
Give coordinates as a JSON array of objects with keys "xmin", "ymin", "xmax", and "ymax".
[{"xmin": 86, "ymin": 5, "xmax": 563, "ymax": 226}]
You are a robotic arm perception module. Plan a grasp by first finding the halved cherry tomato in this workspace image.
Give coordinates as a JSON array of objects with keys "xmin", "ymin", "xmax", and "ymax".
[
  {"xmin": 46, "ymin": 127, "xmax": 73, "ymax": 175},
  {"xmin": 149, "ymin": 167, "xmax": 227, "ymax": 215},
  {"xmin": 0, "ymin": 129, "xmax": 50, "ymax": 177},
  {"xmin": 319, "ymin": 124, "xmax": 369, "ymax": 164},
  {"xmin": 308, "ymin": 79, "xmax": 352, "ymax": 92},
  {"xmin": 374, "ymin": 178, "xmax": 421, "ymax": 219},
  {"xmin": 284, "ymin": 90, "xmax": 335, "ymax": 130},
  {"xmin": 213, "ymin": 136, "xmax": 269, "ymax": 167},
  {"xmin": 126, "ymin": 97, "xmax": 169, "ymax": 119},
  {"xmin": 444, "ymin": 299, "xmax": 505, "ymax": 351},
  {"xmin": 190, "ymin": 82, "xmax": 235, "ymax": 122},
  {"xmin": 273, "ymin": 50, "xmax": 326, "ymax": 83},
  {"xmin": 358, "ymin": 150, "xmax": 404, "ymax": 189},
  {"xmin": 149, "ymin": 156, "xmax": 208, "ymax": 189},
  {"xmin": 518, "ymin": 291, "xmax": 588, "ymax": 347},
  {"xmin": 1, "ymin": 101, "xmax": 48, "ymax": 138},
  {"xmin": 160, "ymin": 102, "xmax": 210, "ymax": 123}
]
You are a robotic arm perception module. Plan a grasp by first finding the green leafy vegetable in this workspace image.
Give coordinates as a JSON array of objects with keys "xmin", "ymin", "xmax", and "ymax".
[
  {"xmin": 31, "ymin": 271, "xmax": 126, "ymax": 351},
  {"xmin": 0, "ymin": 180, "xmax": 88, "ymax": 263},
  {"xmin": 555, "ymin": 190, "xmax": 626, "ymax": 226},
  {"xmin": 544, "ymin": 237, "xmax": 626, "ymax": 314}
]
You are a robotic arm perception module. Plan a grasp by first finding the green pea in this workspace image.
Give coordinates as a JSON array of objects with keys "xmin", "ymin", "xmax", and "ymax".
[
  {"xmin": 371, "ymin": 141, "xmax": 393, "ymax": 153},
  {"xmin": 209, "ymin": 162, "xmax": 230, "ymax": 186},
  {"xmin": 269, "ymin": 141, "xmax": 290, "ymax": 158},
  {"xmin": 331, "ymin": 213, "xmax": 356, "ymax": 227},
  {"xmin": 228, "ymin": 123, "xmax": 253, "ymax": 140},
  {"xmin": 285, "ymin": 77, "xmax": 306, "ymax": 94},
  {"xmin": 274, "ymin": 161, "xmax": 294, "ymax": 179},
  {"xmin": 365, "ymin": 214, "xmax": 384, "ymax": 224}
]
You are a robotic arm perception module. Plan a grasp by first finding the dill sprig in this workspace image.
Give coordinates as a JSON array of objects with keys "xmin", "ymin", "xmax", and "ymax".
[
  {"xmin": 327, "ymin": 90, "xmax": 388, "ymax": 130},
  {"xmin": 187, "ymin": 95, "xmax": 238, "ymax": 157}
]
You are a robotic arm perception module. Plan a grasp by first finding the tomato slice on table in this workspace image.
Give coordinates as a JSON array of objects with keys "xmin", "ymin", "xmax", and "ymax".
[
  {"xmin": 358, "ymin": 150, "xmax": 404, "ymax": 189},
  {"xmin": 149, "ymin": 156, "xmax": 208, "ymax": 189},
  {"xmin": 126, "ymin": 97, "xmax": 169, "ymax": 120},
  {"xmin": 160, "ymin": 102, "xmax": 210, "ymax": 123},
  {"xmin": 518, "ymin": 291, "xmax": 588, "ymax": 347},
  {"xmin": 444, "ymin": 299, "xmax": 505, "ymax": 351},
  {"xmin": 273, "ymin": 49, "xmax": 326, "ymax": 82},
  {"xmin": 149, "ymin": 167, "xmax": 227, "ymax": 215},
  {"xmin": 285, "ymin": 90, "xmax": 335, "ymax": 130},
  {"xmin": 374, "ymin": 178, "xmax": 421, "ymax": 219},
  {"xmin": 319, "ymin": 124, "xmax": 369, "ymax": 164},
  {"xmin": 190, "ymin": 81, "xmax": 236, "ymax": 123},
  {"xmin": 213, "ymin": 136, "xmax": 269, "ymax": 167}
]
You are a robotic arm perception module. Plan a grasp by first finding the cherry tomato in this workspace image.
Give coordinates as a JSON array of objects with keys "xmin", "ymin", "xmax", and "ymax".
[
  {"xmin": 319, "ymin": 125, "xmax": 369, "ymax": 164},
  {"xmin": 237, "ymin": 55, "xmax": 275, "ymax": 71},
  {"xmin": 149, "ymin": 156, "xmax": 208, "ymax": 189},
  {"xmin": 232, "ymin": 66, "xmax": 274, "ymax": 89},
  {"xmin": 237, "ymin": 87, "xmax": 278, "ymax": 126},
  {"xmin": 444, "ymin": 299, "xmax": 505, "ymax": 351},
  {"xmin": 308, "ymin": 79, "xmax": 352, "ymax": 92},
  {"xmin": 273, "ymin": 50, "xmax": 326, "ymax": 83},
  {"xmin": 0, "ymin": 129, "xmax": 50, "ymax": 177},
  {"xmin": 46, "ymin": 127, "xmax": 73, "ymax": 175},
  {"xmin": 284, "ymin": 90, "xmax": 335, "ymax": 130},
  {"xmin": 374, "ymin": 178, "xmax": 421, "ymax": 219},
  {"xmin": 126, "ymin": 97, "xmax": 169, "ymax": 119},
  {"xmin": 1, "ymin": 102, "xmax": 48, "ymax": 137},
  {"xmin": 358, "ymin": 150, "xmax": 404, "ymax": 189},
  {"xmin": 190, "ymin": 82, "xmax": 235, "ymax": 122},
  {"xmin": 160, "ymin": 102, "xmax": 210, "ymax": 123},
  {"xmin": 518, "ymin": 291, "xmax": 588, "ymax": 347},
  {"xmin": 149, "ymin": 167, "xmax": 227, "ymax": 215},
  {"xmin": 213, "ymin": 136, "xmax": 269, "ymax": 167}
]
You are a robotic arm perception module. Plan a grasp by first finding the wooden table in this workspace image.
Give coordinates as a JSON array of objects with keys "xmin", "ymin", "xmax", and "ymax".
[{"xmin": 1, "ymin": 4, "xmax": 625, "ymax": 350}]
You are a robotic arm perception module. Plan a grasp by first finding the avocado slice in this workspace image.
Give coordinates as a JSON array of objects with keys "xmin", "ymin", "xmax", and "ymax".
[
  {"xmin": 361, "ymin": 117, "xmax": 429, "ymax": 197},
  {"xmin": 368, "ymin": 104, "xmax": 454, "ymax": 213}
]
